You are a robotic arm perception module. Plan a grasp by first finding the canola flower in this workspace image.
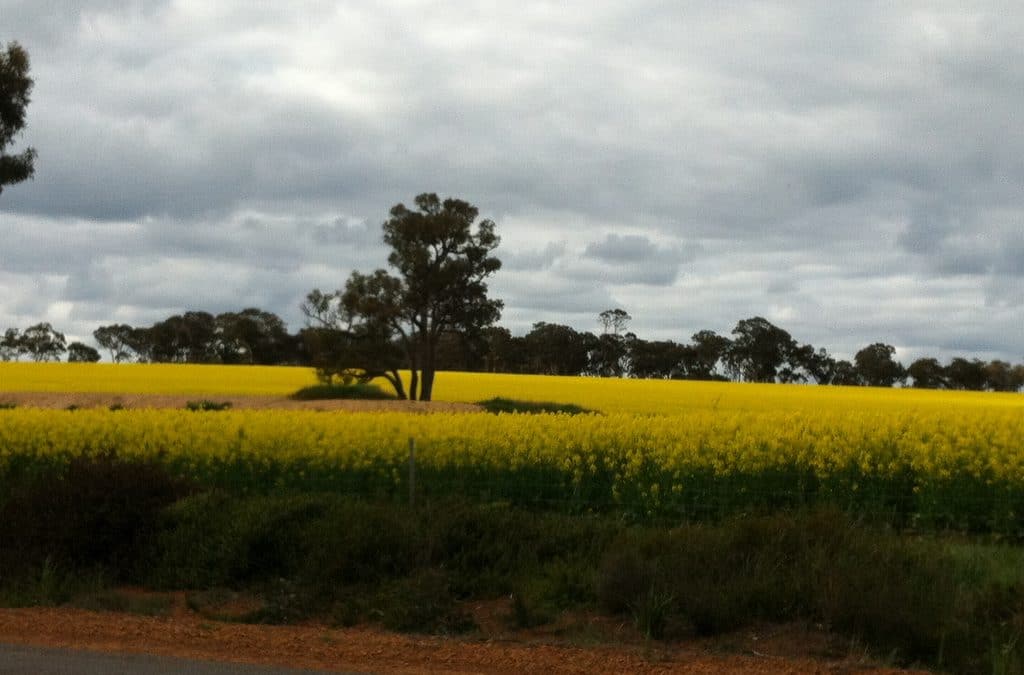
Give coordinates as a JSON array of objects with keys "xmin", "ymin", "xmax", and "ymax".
[{"xmin": 1, "ymin": 404, "xmax": 1022, "ymax": 532}]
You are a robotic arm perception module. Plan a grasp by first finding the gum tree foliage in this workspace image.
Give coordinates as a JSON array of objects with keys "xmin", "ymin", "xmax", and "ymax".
[
  {"xmin": 145, "ymin": 311, "xmax": 219, "ymax": 363},
  {"xmin": 19, "ymin": 322, "xmax": 66, "ymax": 362},
  {"xmin": 945, "ymin": 357, "xmax": 988, "ymax": 391},
  {"xmin": 93, "ymin": 324, "xmax": 137, "ymax": 363},
  {"xmin": 907, "ymin": 357, "xmax": 947, "ymax": 389},
  {"xmin": 628, "ymin": 338, "xmax": 690, "ymax": 379},
  {"xmin": 724, "ymin": 317, "xmax": 798, "ymax": 383},
  {"xmin": 598, "ymin": 308, "xmax": 631, "ymax": 336},
  {"xmin": 215, "ymin": 308, "xmax": 294, "ymax": 365},
  {"xmin": 301, "ymin": 284, "xmax": 408, "ymax": 399},
  {"xmin": 0, "ymin": 42, "xmax": 35, "ymax": 195},
  {"xmin": 67, "ymin": 342, "xmax": 101, "ymax": 363},
  {"xmin": 688, "ymin": 330, "xmax": 732, "ymax": 380},
  {"xmin": 523, "ymin": 322, "xmax": 593, "ymax": 376},
  {"xmin": 854, "ymin": 342, "xmax": 905, "ymax": 387},
  {"xmin": 304, "ymin": 194, "xmax": 502, "ymax": 401},
  {"xmin": 0, "ymin": 328, "xmax": 25, "ymax": 361}
]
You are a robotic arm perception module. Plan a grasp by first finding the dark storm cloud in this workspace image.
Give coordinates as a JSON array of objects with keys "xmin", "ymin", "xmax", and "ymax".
[{"xmin": 1, "ymin": 1, "xmax": 1023, "ymax": 360}]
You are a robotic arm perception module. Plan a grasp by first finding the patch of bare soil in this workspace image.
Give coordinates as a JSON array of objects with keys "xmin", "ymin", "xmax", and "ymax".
[
  {"xmin": 0, "ymin": 594, "xmax": 928, "ymax": 674},
  {"xmin": 0, "ymin": 391, "xmax": 482, "ymax": 413}
]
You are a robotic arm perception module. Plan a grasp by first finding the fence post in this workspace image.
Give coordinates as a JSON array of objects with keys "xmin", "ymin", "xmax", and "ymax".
[{"xmin": 408, "ymin": 437, "xmax": 416, "ymax": 508}]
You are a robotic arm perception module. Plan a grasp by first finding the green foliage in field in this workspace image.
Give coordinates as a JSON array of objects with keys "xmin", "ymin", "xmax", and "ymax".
[
  {"xmin": 477, "ymin": 397, "xmax": 597, "ymax": 415},
  {"xmin": 185, "ymin": 400, "xmax": 232, "ymax": 411},
  {"xmin": 291, "ymin": 383, "xmax": 396, "ymax": 400}
]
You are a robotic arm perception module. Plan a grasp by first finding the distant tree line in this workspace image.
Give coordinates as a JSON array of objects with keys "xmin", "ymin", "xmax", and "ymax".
[
  {"xmin": 441, "ymin": 312, "xmax": 1024, "ymax": 393},
  {"xmin": 3, "ymin": 309, "xmax": 1022, "ymax": 392},
  {"xmin": 2, "ymin": 311, "xmax": 302, "ymax": 366}
]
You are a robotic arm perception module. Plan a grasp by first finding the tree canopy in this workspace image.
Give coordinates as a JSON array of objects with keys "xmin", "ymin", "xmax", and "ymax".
[
  {"xmin": 854, "ymin": 343, "xmax": 905, "ymax": 387},
  {"xmin": 304, "ymin": 193, "xmax": 503, "ymax": 401},
  {"xmin": 0, "ymin": 41, "xmax": 35, "ymax": 195}
]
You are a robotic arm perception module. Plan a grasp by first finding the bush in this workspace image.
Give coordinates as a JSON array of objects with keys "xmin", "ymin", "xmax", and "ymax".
[
  {"xmin": 185, "ymin": 400, "xmax": 232, "ymax": 411},
  {"xmin": 477, "ymin": 397, "xmax": 596, "ymax": 415},
  {"xmin": 420, "ymin": 500, "xmax": 613, "ymax": 597},
  {"xmin": 14, "ymin": 489, "xmax": 1017, "ymax": 671},
  {"xmin": 145, "ymin": 493, "xmax": 328, "ymax": 589},
  {"xmin": 375, "ymin": 569, "xmax": 474, "ymax": 634},
  {"xmin": 0, "ymin": 451, "xmax": 193, "ymax": 579},
  {"xmin": 292, "ymin": 383, "xmax": 395, "ymax": 400},
  {"xmin": 597, "ymin": 509, "xmax": 960, "ymax": 662}
]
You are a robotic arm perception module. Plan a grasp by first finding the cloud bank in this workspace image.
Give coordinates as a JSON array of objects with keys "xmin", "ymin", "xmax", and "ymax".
[{"xmin": 1, "ymin": 1, "xmax": 1022, "ymax": 361}]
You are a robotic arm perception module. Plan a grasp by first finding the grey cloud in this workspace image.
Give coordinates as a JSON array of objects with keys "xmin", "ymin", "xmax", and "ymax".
[
  {"xmin": 573, "ymin": 233, "xmax": 691, "ymax": 285},
  {"xmin": 504, "ymin": 242, "xmax": 566, "ymax": 272},
  {"xmin": 2, "ymin": 2, "xmax": 1024, "ymax": 361},
  {"xmin": 584, "ymin": 234, "xmax": 661, "ymax": 263},
  {"xmin": 494, "ymin": 272, "xmax": 616, "ymax": 318}
]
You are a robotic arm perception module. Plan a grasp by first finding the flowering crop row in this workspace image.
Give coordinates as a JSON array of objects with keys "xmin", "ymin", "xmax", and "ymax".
[{"xmin": 1, "ymin": 406, "xmax": 1022, "ymax": 532}]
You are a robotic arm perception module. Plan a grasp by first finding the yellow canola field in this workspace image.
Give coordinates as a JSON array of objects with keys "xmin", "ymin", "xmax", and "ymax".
[
  {"xmin": 0, "ymin": 362, "xmax": 318, "ymax": 397},
  {"xmin": 3, "ymin": 362, "xmax": 1024, "ymax": 415},
  {"xmin": 0, "ymin": 406, "xmax": 1020, "ymax": 481},
  {"xmin": 1, "ymin": 406, "xmax": 1022, "ymax": 520},
  {"xmin": 2, "ymin": 363, "xmax": 1023, "ymax": 526}
]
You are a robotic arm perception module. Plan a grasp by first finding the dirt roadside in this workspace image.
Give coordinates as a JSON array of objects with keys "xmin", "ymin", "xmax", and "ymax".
[{"xmin": 0, "ymin": 599, "xmax": 926, "ymax": 675}]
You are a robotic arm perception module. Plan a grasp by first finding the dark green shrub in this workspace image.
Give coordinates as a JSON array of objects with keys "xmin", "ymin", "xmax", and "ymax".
[
  {"xmin": 185, "ymin": 400, "xmax": 232, "ymax": 411},
  {"xmin": 421, "ymin": 501, "xmax": 611, "ymax": 597},
  {"xmin": 0, "ymin": 451, "xmax": 193, "ymax": 579},
  {"xmin": 145, "ymin": 493, "xmax": 328, "ymax": 588},
  {"xmin": 375, "ymin": 569, "xmax": 474, "ymax": 634},
  {"xmin": 512, "ymin": 555, "xmax": 597, "ymax": 628},
  {"xmin": 597, "ymin": 509, "xmax": 960, "ymax": 660},
  {"xmin": 477, "ymin": 397, "xmax": 596, "ymax": 415},
  {"xmin": 292, "ymin": 383, "xmax": 395, "ymax": 400},
  {"xmin": 299, "ymin": 501, "xmax": 422, "ymax": 589}
]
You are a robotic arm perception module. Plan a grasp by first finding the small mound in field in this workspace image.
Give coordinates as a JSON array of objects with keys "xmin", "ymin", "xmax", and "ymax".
[
  {"xmin": 291, "ymin": 383, "xmax": 396, "ymax": 401},
  {"xmin": 477, "ymin": 397, "xmax": 597, "ymax": 415}
]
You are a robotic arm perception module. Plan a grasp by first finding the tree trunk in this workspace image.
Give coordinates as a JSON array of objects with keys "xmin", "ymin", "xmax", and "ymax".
[
  {"xmin": 420, "ymin": 340, "xmax": 437, "ymax": 402},
  {"xmin": 382, "ymin": 370, "xmax": 407, "ymax": 400},
  {"xmin": 420, "ymin": 367, "xmax": 435, "ymax": 402},
  {"xmin": 404, "ymin": 337, "xmax": 420, "ymax": 400}
]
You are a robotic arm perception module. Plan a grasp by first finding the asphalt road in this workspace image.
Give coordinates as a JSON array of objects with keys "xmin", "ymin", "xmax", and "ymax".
[{"xmin": 0, "ymin": 643, "xmax": 365, "ymax": 674}]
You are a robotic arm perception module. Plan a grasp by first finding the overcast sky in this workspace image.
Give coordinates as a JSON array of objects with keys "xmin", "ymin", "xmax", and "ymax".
[{"xmin": 2, "ymin": 1, "xmax": 1023, "ymax": 362}]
